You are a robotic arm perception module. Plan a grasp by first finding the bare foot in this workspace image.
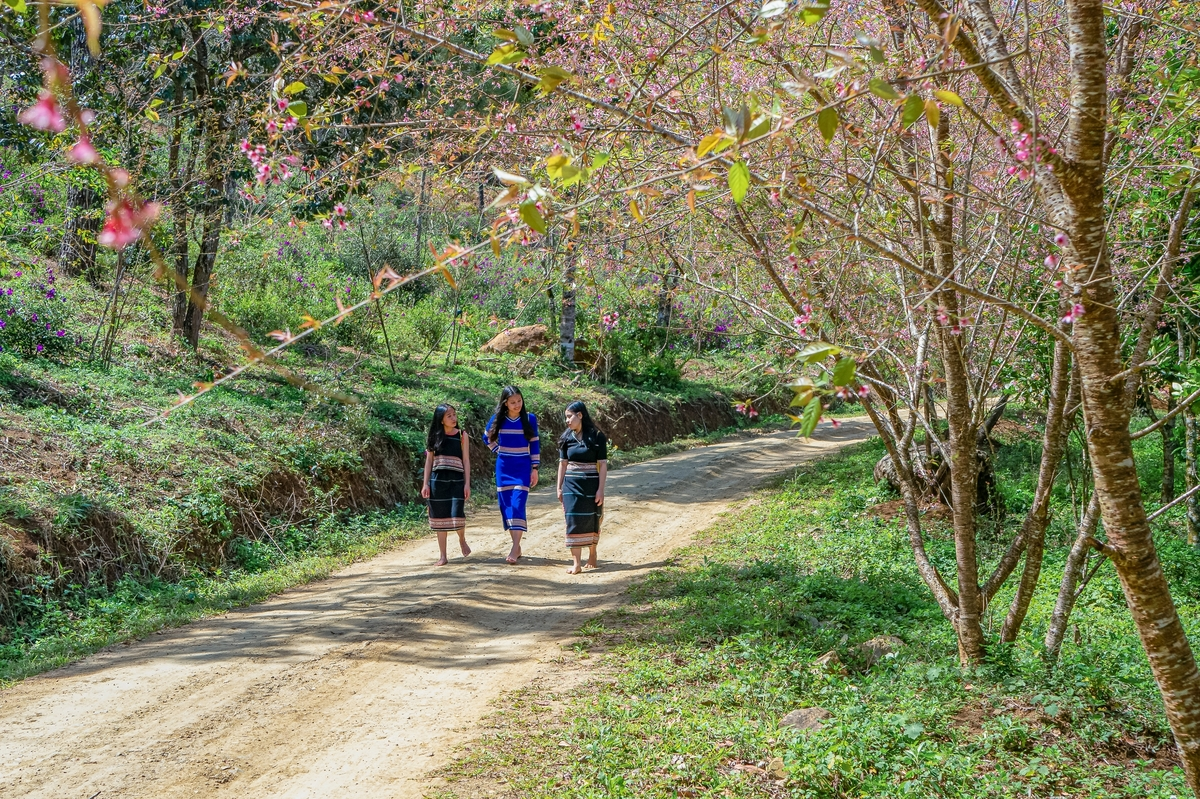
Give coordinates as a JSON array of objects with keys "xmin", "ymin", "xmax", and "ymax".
[
  {"xmin": 460, "ymin": 542, "xmax": 472, "ymax": 557},
  {"xmin": 506, "ymin": 545, "xmax": 521, "ymax": 564},
  {"xmin": 566, "ymin": 564, "xmax": 582, "ymax": 574},
  {"xmin": 583, "ymin": 562, "xmax": 599, "ymax": 571},
  {"xmin": 435, "ymin": 557, "xmax": 449, "ymax": 567}
]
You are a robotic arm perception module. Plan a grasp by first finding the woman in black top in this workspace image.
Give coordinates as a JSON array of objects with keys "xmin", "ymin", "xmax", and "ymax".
[
  {"xmin": 556, "ymin": 401, "xmax": 609, "ymax": 574},
  {"xmin": 421, "ymin": 404, "xmax": 472, "ymax": 565}
]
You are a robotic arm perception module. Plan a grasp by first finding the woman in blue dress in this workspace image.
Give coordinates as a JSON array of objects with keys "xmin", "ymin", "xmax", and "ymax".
[{"xmin": 484, "ymin": 385, "xmax": 540, "ymax": 564}]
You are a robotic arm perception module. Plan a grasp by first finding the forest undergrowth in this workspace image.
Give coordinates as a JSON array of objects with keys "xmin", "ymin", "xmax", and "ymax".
[{"xmin": 434, "ymin": 424, "xmax": 1199, "ymax": 798}]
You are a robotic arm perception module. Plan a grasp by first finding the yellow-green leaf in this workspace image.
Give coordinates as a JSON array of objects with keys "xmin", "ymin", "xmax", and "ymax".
[
  {"xmin": 519, "ymin": 201, "xmax": 547, "ymax": 234},
  {"xmin": 697, "ymin": 130, "xmax": 731, "ymax": 158},
  {"xmin": 546, "ymin": 154, "xmax": 570, "ymax": 179},
  {"xmin": 868, "ymin": 78, "xmax": 900, "ymax": 100},
  {"xmin": 4, "ymin": 0, "xmax": 27, "ymax": 14},
  {"xmin": 144, "ymin": 108, "xmax": 160, "ymax": 121},
  {"xmin": 934, "ymin": 89, "xmax": 964, "ymax": 107},
  {"xmin": 925, "ymin": 99, "xmax": 941, "ymax": 130},
  {"xmin": 283, "ymin": 81, "xmax": 307, "ymax": 96},
  {"xmin": 817, "ymin": 107, "xmax": 838, "ymax": 145},
  {"xmin": 901, "ymin": 94, "xmax": 925, "ymax": 127},
  {"xmin": 536, "ymin": 66, "xmax": 574, "ymax": 96},
  {"xmin": 287, "ymin": 101, "xmax": 307, "ymax": 118},
  {"xmin": 728, "ymin": 160, "xmax": 750, "ymax": 205},
  {"xmin": 487, "ymin": 44, "xmax": 527, "ymax": 66}
]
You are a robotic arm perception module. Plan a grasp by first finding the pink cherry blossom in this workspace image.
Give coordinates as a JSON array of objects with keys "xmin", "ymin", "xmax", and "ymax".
[
  {"xmin": 98, "ymin": 198, "xmax": 162, "ymax": 250},
  {"xmin": 67, "ymin": 135, "xmax": 101, "ymax": 164},
  {"xmin": 18, "ymin": 92, "xmax": 66, "ymax": 133}
]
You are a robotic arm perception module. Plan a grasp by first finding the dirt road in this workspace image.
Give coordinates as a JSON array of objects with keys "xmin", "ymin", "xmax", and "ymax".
[{"xmin": 0, "ymin": 421, "xmax": 872, "ymax": 798}]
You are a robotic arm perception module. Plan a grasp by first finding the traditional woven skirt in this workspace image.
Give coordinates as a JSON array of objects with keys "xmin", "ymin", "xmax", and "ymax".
[
  {"xmin": 562, "ymin": 462, "xmax": 601, "ymax": 548},
  {"xmin": 427, "ymin": 469, "xmax": 466, "ymax": 531}
]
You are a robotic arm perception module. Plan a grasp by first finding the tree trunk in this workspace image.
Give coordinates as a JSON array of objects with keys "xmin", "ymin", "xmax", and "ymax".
[
  {"xmin": 1061, "ymin": 1, "xmax": 1200, "ymax": 786},
  {"xmin": 1164, "ymin": 383, "xmax": 1177, "ymax": 505},
  {"xmin": 560, "ymin": 251, "xmax": 577, "ymax": 363},
  {"xmin": 998, "ymin": 341, "xmax": 1076, "ymax": 642},
  {"xmin": 169, "ymin": 71, "xmax": 191, "ymax": 335},
  {"xmin": 1185, "ymin": 326, "xmax": 1200, "ymax": 546}
]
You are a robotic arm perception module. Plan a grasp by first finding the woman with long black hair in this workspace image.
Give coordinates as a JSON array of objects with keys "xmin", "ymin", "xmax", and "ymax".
[
  {"xmin": 421, "ymin": 404, "xmax": 471, "ymax": 565},
  {"xmin": 556, "ymin": 401, "xmax": 608, "ymax": 574},
  {"xmin": 484, "ymin": 386, "xmax": 540, "ymax": 564}
]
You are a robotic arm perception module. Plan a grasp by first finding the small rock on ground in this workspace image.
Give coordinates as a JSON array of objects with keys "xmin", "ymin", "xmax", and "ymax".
[{"xmin": 780, "ymin": 707, "xmax": 832, "ymax": 731}]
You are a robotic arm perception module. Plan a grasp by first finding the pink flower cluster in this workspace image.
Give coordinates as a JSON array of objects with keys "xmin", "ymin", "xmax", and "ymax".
[
  {"xmin": 1001, "ymin": 119, "xmax": 1060, "ymax": 180},
  {"xmin": 1062, "ymin": 303, "xmax": 1085, "ymax": 325},
  {"xmin": 240, "ymin": 139, "xmax": 295, "ymax": 185},
  {"xmin": 601, "ymin": 310, "xmax": 620, "ymax": 331},
  {"xmin": 793, "ymin": 302, "xmax": 813, "ymax": 335},
  {"xmin": 734, "ymin": 402, "xmax": 759, "ymax": 419},
  {"xmin": 322, "ymin": 203, "xmax": 349, "ymax": 231},
  {"xmin": 99, "ymin": 196, "xmax": 161, "ymax": 250}
]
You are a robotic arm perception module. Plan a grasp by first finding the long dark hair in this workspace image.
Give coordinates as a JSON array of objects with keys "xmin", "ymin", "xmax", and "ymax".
[
  {"xmin": 488, "ymin": 386, "xmax": 535, "ymax": 443},
  {"xmin": 427, "ymin": 404, "xmax": 458, "ymax": 451},
  {"xmin": 559, "ymin": 400, "xmax": 605, "ymax": 445}
]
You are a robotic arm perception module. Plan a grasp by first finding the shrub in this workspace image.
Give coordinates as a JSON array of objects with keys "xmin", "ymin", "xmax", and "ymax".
[{"xmin": 0, "ymin": 265, "xmax": 79, "ymax": 359}]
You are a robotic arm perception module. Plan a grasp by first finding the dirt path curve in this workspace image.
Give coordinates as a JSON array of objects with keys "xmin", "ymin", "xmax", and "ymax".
[{"xmin": 1, "ymin": 420, "xmax": 872, "ymax": 799}]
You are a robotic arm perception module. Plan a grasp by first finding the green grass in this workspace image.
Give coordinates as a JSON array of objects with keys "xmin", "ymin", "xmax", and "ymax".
[{"xmin": 433, "ymin": 438, "xmax": 1194, "ymax": 798}]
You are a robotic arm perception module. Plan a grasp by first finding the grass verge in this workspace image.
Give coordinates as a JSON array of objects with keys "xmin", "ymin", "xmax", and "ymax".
[{"xmin": 431, "ymin": 439, "xmax": 1191, "ymax": 799}]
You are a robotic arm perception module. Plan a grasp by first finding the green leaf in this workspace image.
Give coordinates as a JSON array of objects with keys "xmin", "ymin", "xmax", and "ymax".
[
  {"xmin": 591, "ymin": 152, "xmax": 611, "ymax": 170},
  {"xmin": 817, "ymin": 107, "xmax": 838, "ymax": 145},
  {"xmin": 4, "ymin": 0, "xmax": 27, "ymax": 15},
  {"xmin": 799, "ymin": 395, "xmax": 822, "ymax": 437},
  {"xmin": 149, "ymin": 98, "xmax": 165, "ymax": 108},
  {"xmin": 760, "ymin": 0, "xmax": 788, "ymax": 18},
  {"xmin": 901, "ymin": 94, "xmax": 925, "ymax": 127},
  {"xmin": 560, "ymin": 164, "xmax": 583, "ymax": 187},
  {"xmin": 832, "ymin": 357, "xmax": 856, "ymax": 386},
  {"xmin": 868, "ymin": 78, "xmax": 900, "ymax": 100},
  {"xmin": 513, "ymin": 25, "xmax": 535, "ymax": 48},
  {"xmin": 903, "ymin": 722, "xmax": 925, "ymax": 739},
  {"xmin": 283, "ymin": 81, "xmax": 307, "ymax": 96},
  {"xmin": 519, "ymin": 201, "xmax": 547, "ymax": 234},
  {"xmin": 287, "ymin": 101, "xmax": 307, "ymax": 119},
  {"xmin": 746, "ymin": 115, "xmax": 772, "ymax": 141},
  {"xmin": 144, "ymin": 108, "xmax": 160, "ymax": 122},
  {"xmin": 798, "ymin": 341, "xmax": 841, "ymax": 364},
  {"xmin": 153, "ymin": 64, "xmax": 167, "ymax": 80},
  {"xmin": 728, "ymin": 160, "xmax": 750, "ymax": 205}
]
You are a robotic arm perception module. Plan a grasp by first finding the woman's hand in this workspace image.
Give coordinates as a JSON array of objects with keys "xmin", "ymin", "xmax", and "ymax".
[
  {"xmin": 557, "ymin": 486, "xmax": 564, "ymax": 504},
  {"xmin": 531, "ymin": 470, "xmax": 539, "ymax": 488},
  {"xmin": 464, "ymin": 483, "xmax": 471, "ymax": 500},
  {"xmin": 420, "ymin": 484, "xmax": 430, "ymax": 499},
  {"xmin": 595, "ymin": 490, "xmax": 604, "ymax": 506}
]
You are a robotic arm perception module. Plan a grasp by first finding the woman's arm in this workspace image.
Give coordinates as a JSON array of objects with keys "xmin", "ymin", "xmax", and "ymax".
[
  {"xmin": 461, "ymin": 431, "xmax": 471, "ymax": 499},
  {"xmin": 421, "ymin": 451, "xmax": 433, "ymax": 499},
  {"xmin": 596, "ymin": 460, "xmax": 608, "ymax": 505},
  {"xmin": 557, "ymin": 459, "xmax": 567, "ymax": 504},
  {"xmin": 529, "ymin": 413, "xmax": 540, "ymax": 487},
  {"xmin": 483, "ymin": 416, "xmax": 499, "ymax": 453}
]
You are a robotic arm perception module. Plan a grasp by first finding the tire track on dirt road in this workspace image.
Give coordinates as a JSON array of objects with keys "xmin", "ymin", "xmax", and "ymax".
[{"xmin": 0, "ymin": 420, "xmax": 873, "ymax": 799}]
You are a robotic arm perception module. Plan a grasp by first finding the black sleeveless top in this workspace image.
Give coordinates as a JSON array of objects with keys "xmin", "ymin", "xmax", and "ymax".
[{"xmin": 431, "ymin": 431, "xmax": 465, "ymax": 472}]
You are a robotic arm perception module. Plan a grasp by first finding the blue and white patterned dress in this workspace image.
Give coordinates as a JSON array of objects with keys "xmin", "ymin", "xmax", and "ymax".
[{"xmin": 484, "ymin": 413, "xmax": 540, "ymax": 532}]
